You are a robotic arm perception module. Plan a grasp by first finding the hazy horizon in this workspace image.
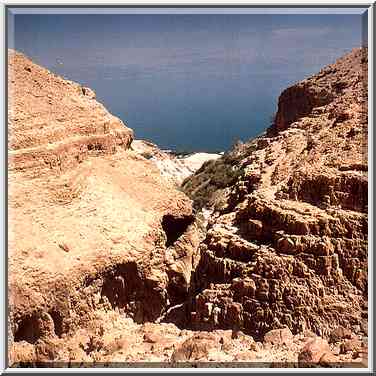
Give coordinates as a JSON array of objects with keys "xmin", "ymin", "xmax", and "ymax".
[{"xmin": 8, "ymin": 11, "xmax": 367, "ymax": 152}]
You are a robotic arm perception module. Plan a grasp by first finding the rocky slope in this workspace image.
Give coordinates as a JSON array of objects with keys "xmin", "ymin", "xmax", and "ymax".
[
  {"xmin": 8, "ymin": 48, "xmax": 368, "ymax": 368},
  {"xmin": 8, "ymin": 50, "xmax": 205, "ymax": 366},
  {"xmin": 182, "ymin": 48, "xmax": 368, "ymax": 351}
]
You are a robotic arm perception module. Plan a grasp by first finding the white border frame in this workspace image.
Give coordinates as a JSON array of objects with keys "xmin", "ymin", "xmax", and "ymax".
[{"xmin": 0, "ymin": 1, "xmax": 373, "ymax": 373}]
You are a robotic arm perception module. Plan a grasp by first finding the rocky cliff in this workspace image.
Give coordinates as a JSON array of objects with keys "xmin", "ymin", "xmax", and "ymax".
[
  {"xmin": 182, "ymin": 48, "xmax": 368, "ymax": 344},
  {"xmin": 8, "ymin": 50, "xmax": 206, "ymax": 365}
]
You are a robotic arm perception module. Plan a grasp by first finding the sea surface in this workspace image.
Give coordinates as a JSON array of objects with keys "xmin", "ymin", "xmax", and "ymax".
[
  {"xmin": 55, "ymin": 64, "xmax": 289, "ymax": 153},
  {"xmin": 11, "ymin": 14, "xmax": 365, "ymax": 152},
  {"xmin": 34, "ymin": 55, "xmax": 350, "ymax": 154}
]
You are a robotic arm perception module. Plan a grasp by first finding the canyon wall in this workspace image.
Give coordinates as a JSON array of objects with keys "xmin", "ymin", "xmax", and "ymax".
[
  {"xmin": 183, "ymin": 48, "xmax": 368, "ymax": 341},
  {"xmin": 8, "ymin": 48, "xmax": 368, "ymax": 367}
]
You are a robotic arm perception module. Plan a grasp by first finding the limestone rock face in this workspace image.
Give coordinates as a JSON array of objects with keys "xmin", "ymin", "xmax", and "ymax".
[
  {"xmin": 8, "ymin": 50, "xmax": 202, "ymax": 364},
  {"xmin": 183, "ymin": 48, "xmax": 368, "ymax": 341},
  {"xmin": 8, "ymin": 50, "xmax": 134, "ymax": 177}
]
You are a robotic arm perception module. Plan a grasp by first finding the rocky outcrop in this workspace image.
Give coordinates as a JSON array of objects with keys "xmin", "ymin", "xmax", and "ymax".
[
  {"xmin": 271, "ymin": 49, "xmax": 367, "ymax": 134},
  {"xmin": 183, "ymin": 48, "xmax": 368, "ymax": 345},
  {"xmin": 8, "ymin": 50, "xmax": 133, "ymax": 177},
  {"xmin": 8, "ymin": 51, "xmax": 203, "ymax": 365}
]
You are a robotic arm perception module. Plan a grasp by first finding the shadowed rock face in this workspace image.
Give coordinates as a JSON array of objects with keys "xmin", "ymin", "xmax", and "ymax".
[
  {"xmin": 183, "ymin": 48, "xmax": 368, "ymax": 341},
  {"xmin": 162, "ymin": 214, "xmax": 195, "ymax": 247},
  {"xmin": 273, "ymin": 84, "xmax": 334, "ymax": 133}
]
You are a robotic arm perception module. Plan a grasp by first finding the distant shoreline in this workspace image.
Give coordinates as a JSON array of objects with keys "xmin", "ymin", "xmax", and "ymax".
[{"xmin": 168, "ymin": 149, "xmax": 224, "ymax": 158}]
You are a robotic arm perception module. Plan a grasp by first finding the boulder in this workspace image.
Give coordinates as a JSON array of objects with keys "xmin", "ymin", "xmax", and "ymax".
[
  {"xmin": 263, "ymin": 327, "xmax": 293, "ymax": 346},
  {"xmin": 298, "ymin": 338, "xmax": 332, "ymax": 364},
  {"xmin": 171, "ymin": 337, "xmax": 210, "ymax": 362},
  {"xmin": 329, "ymin": 326, "xmax": 353, "ymax": 343}
]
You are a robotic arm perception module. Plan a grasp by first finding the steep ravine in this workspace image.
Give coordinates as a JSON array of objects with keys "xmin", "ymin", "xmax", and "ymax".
[{"xmin": 8, "ymin": 48, "xmax": 368, "ymax": 367}]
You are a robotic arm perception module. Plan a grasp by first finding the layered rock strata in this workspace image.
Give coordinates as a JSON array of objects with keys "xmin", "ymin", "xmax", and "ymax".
[
  {"xmin": 183, "ymin": 48, "xmax": 368, "ymax": 341},
  {"xmin": 8, "ymin": 50, "xmax": 203, "ymax": 364}
]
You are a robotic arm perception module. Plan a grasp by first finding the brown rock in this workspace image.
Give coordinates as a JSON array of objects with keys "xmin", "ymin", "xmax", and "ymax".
[
  {"xmin": 103, "ymin": 337, "xmax": 128, "ymax": 355},
  {"xmin": 319, "ymin": 352, "xmax": 339, "ymax": 367},
  {"xmin": 81, "ymin": 86, "xmax": 96, "ymax": 99},
  {"xmin": 9, "ymin": 341, "xmax": 36, "ymax": 366},
  {"xmin": 353, "ymin": 346, "xmax": 368, "ymax": 358},
  {"xmin": 340, "ymin": 338, "xmax": 362, "ymax": 354},
  {"xmin": 58, "ymin": 243, "xmax": 71, "ymax": 253},
  {"xmin": 352, "ymin": 357, "xmax": 368, "ymax": 368},
  {"xmin": 183, "ymin": 48, "xmax": 368, "ymax": 346},
  {"xmin": 329, "ymin": 326, "xmax": 353, "ymax": 343},
  {"xmin": 8, "ymin": 51, "xmax": 133, "ymax": 174},
  {"xmin": 171, "ymin": 337, "xmax": 211, "ymax": 362},
  {"xmin": 263, "ymin": 327, "xmax": 293, "ymax": 346},
  {"xmin": 8, "ymin": 46, "xmax": 368, "ymax": 367},
  {"xmin": 298, "ymin": 338, "xmax": 331, "ymax": 364},
  {"xmin": 35, "ymin": 339, "xmax": 60, "ymax": 363},
  {"xmin": 234, "ymin": 350, "xmax": 257, "ymax": 361},
  {"xmin": 360, "ymin": 319, "xmax": 368, "ymax": 335},
  {"xmin": 302, "ymin": 330, "xmax": 317, "ymax": 339},
  {"xmin": 143, "ymin": 332, "xmax": 160, "ymax": 344},
  {"xmin": 8, "ymin": 50, "xmax": 200, "ymax": 364}
]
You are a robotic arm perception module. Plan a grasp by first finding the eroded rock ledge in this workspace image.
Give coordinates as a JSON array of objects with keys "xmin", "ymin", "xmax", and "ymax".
[{"xmin": 182, "ymin": 48, "xmax": 368, "ymax": 343}]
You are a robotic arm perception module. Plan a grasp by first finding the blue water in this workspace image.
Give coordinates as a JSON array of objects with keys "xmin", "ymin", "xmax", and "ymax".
[
  {"xmin": 55, "ymin": 65, "xmax": 287, "ymax": 153},
  {"xmin": 10, "ymin": 13, "xmax": 365, "ymax": 152}
]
